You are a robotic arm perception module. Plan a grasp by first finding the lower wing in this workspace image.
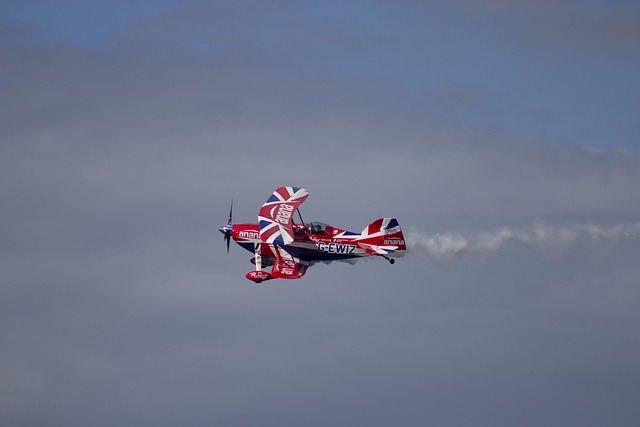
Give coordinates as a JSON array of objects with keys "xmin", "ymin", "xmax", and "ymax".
[{"xmin": 270, "ymin": 245, "xmax": 308, "ymax": 279}]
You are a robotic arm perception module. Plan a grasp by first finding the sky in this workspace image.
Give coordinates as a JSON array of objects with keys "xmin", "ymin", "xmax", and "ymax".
[{"xmin": 1, "ymin": 1, "xmax": 640, "ymax": 426}]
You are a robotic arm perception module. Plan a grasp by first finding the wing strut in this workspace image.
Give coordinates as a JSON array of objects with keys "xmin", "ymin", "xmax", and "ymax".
[{"xmin": 254, "ymin": 243, "xmax": 262, "ymax": 271}]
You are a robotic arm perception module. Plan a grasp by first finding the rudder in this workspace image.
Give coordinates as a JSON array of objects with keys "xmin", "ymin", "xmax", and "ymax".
[{"xmin": 362, "ymin": 218, "xmax": 406, "ymax": 250}]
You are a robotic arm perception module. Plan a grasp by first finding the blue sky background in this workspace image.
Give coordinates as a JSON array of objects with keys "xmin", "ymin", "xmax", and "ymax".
[
  {"xmin": 3, "ymin": 0, "xmax": 639, "ymax": 151},
  {"xmin": 2, "ymin": 1, "xmax": 640, "ymax": 426}
]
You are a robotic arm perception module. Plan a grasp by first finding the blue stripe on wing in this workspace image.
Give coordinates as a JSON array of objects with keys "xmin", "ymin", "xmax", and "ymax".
[{"xmin": 259, "ymin": 220, "xmax": 272, "ymax": 230}]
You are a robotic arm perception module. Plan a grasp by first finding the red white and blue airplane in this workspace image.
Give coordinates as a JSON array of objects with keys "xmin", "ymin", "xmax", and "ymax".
[{"xmin": 219, "ymin": 186, "xmax": 406, "ymax": 283}]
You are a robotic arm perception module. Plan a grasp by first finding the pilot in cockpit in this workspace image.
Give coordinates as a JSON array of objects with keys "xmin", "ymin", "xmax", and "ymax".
[{"xmin": 304, "ymin": 222, "xmax": 327, "ymax": 235}]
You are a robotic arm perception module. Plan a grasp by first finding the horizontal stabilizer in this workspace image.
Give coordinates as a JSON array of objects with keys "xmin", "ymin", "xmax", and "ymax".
[{"xmin": 357, "ymin": 242, "xmax": 399, "ymax": 255}]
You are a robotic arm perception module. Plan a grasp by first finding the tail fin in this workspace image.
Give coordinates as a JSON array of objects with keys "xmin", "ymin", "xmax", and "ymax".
[
  {"xmin": 360, "ymin": 218, "xmax": 407, "ymax": 253},
  {"xmin": 361, "ymin": 218, "xmax": 401, "ymax": 236}
]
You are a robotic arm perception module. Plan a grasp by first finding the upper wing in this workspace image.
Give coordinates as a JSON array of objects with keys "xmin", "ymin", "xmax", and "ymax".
[{"xmin": 258, "ymin": 186, "xmax": 309, "ymax": 245}]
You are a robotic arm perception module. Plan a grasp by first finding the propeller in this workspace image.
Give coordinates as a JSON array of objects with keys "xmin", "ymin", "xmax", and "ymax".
[{"xmin": 218, "ymin": 199, "xmax": 233, "ymax": 253}]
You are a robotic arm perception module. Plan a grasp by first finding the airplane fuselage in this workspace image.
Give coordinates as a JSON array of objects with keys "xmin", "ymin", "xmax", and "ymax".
[{"xmin": 229, "ymin": 222, "xmax": 405, "ymax": 264}]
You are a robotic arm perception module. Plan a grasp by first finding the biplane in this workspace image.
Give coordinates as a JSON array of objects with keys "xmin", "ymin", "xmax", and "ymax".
[{"xmin": 219, "ymin": 186, "xmax": 406, "ymax": 283}]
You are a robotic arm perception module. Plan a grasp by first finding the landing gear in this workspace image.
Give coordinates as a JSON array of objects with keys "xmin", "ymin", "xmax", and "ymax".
[
  {"xmin": 254, "ymin": 242, "xmax": 262, "ymax": 271},
  {"xmin": 381, "ymin": 254, "xmax": 396, "ymax": 264},
  {"xmin": 246, "ymin": 244, "xmax": 275, "ymax": 283}
]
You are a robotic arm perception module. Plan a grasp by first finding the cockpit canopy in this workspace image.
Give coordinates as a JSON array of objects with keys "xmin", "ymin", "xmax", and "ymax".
[{"xmin": 305, "ymin": 222, "xmax": 329, "ymax": 235}]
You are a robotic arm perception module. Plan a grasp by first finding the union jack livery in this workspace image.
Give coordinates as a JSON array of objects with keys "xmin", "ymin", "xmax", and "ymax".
[{"xmin": 219, "ymin": 186, "xmax": 406, "ymax": 283}]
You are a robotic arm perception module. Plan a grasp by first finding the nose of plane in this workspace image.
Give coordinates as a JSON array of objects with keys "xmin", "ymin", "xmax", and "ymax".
[
  {"xmin": 219, "ymin": 224, "xmax": 233, "ymax": 253},
  {"xmin": 220, "ymin": 200, "xmax": 234, "ymax": 252}
]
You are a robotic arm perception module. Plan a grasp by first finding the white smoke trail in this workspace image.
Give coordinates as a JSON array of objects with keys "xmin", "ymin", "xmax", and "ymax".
[{"xmin": 407, "ymin": 222, "xmax": 640, "ymax": 258}]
